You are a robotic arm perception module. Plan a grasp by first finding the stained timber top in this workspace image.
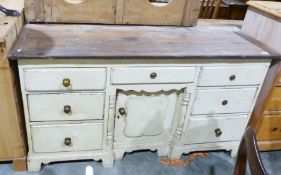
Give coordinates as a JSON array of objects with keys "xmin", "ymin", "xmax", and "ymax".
[{"xmin": 8, "ymin": 20, "xmax": 280, "ymax": 60}]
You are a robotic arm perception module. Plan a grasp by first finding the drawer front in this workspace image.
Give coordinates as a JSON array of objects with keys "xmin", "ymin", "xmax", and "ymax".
[
  {"xmin": 264, "ymin": 87, "xmax": 281, "ymax": 111},
  {"xmin": 198, "ymin": 66, "xmax": 268, "ymax": 86},
  {"xmin": 24, "ymin": 68, "xmax": 106, "ymax": 91},
  {"xmin": 31, "ymin": 123, "xmax": 103, "ymax": 153},
  {"xmin": 111, "ymin": 67, "xmax": 196, "ymax": 84},
  {"xmin": 256, "ymin": 114, "xmax": 281, "ymax": 141},
  {"xmin": 28, "ymin": 93, "xmax": 105, "ymax": 121},
  {"xmin": 191, "ymin": 88, "xmax": 257, "ymax": 115},
  {"xmin": 183, "ymin": 116, "xmax": 248, "ymax": 144}
]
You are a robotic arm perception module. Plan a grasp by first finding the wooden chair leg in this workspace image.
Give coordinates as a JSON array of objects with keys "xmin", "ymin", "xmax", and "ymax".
[{"xmin": 12, "ymin": 157, "xmax": 27, "ymax": 171}]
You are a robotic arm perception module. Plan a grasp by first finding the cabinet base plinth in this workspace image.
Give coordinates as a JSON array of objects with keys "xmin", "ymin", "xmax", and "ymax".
[
  {"xmin": 170, "ymin": 141, "xmax": 240, "ymax": 159},
  {"xmin": 27, "ymin": 151, "xmax": 114, "ymax": 172}
]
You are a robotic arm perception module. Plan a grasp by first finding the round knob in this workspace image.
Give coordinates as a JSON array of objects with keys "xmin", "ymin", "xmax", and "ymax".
[
  {"xmin": 63, "ymin": 78, "xmax": 71, "ymax": 87},
  {"xmin": 119, "ymin": 107, "xmax": 127, "ymax": 115},
  {"xmin": 64, "ymin": 137, "xmax": 72, "ymax": 146},
  {"xmin": 64, "ymin": 105, "xmax": 71, "ymax": 114},
  {"xmin": 229, "ymin": 75, "xmax": 236, "ymax": 81},
  {"xmin": 215, "ymin": 128, "xmax": 222, "ymax": 137},
  {"xmin": 222, "ymin": 100, "xmax": 228, "ymax": 106},
  {"xmin": 150, "ymin": 72, "xmax": 157, "ymax": 79}
]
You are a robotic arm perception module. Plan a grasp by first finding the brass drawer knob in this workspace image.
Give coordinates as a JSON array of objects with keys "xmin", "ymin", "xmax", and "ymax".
[
  {"xmin": 64, "ymin": 105, "xmax": 71, "ymax": 114},
  {"xmin": 150, "ymin": 72, "xmax": 157, "ymax": 79},
  {"xmin": 229, "ymin": 75, "xmax": 236, "ymax": 81},
  {"xmin": 119, "ymin": 107, "xmax": 127, "ymax": 116},
  {"xmin": 222, "ymin": 100, "xmax": 228, "ymax": 106},
  {"xmin": 64, "ymin": 137, "xmax": 72, "ymax": 146},
  {"xmin": 215, "ymin": 128, "xmax": 222, "ymax": 137},
  {"xmin": 63, "ymin": 78, "xmax": 71, "ymax": 87}
]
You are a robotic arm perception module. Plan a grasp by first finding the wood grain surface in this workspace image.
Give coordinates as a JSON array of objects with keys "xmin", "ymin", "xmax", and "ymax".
[
  {"xmin": 247, "ymin": 1, "xmax": 281, "ymax": 19},
  {"xmin": 244, "ymin": 2, "xmax": 281, "ymax": 151},
  {"xmin": 0, "ymin": 0, "xmax": 24, "ymax": 11},
  {"xmin": 8, "ymin": 22, "xmax": 280, "ymax": 60},
  {"xmin": 256, "ymin": 113, "xmax": 281, "ymax": 141},
  {"xmin": 0, "ymin": 8, "xmax": 26, "ymax": 169}
]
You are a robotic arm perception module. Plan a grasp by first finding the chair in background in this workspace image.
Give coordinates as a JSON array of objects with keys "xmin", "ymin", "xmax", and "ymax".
[
  {"xmin": 233, "ymin": 127, "xmax": 267, "ymax": 175},
  {"xmin": 199, "ymin": 0, "xmax": 222, "ymax": 19}
]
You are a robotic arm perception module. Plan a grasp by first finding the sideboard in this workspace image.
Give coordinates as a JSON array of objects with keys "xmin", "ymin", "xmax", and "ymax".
[{"xmin": 9, "ymin": 22, "xmax": 279, "ymax": 172}]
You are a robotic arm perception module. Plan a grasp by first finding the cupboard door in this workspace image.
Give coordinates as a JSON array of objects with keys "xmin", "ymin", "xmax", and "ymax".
[{"xmin": 114, "ymin": 90, "xmax": 180, "ymax": 141}]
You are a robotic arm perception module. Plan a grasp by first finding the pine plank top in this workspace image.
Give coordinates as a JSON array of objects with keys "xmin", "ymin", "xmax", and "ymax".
[
  {"xmin": 247, "ymin": 1, "xmax": 281, "ymax": 19},
  {"xmin": 8, "ymin": 21, "xmax": 280, "ymax": 60}
]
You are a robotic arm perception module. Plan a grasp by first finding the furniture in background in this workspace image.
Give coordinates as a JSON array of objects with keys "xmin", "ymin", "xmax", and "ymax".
[
  {"xmin": 24, "ymin": 0, "xmax": 201, "ymax": 26},
  {"xmin": 244, "ymin": 1, "xmax": 281, "ymax": 151},
  {"xmin": 199, "ymin": 0, "xmax": 222, "ymax": 19},
  {"xmin": 0, "ymin": 1, "xmax": 26, "ymax": 171},
  {"xmin": 233, "ymin": 127, "xmax": 267, "ymax": 175},
  {"xmin": 221, "ymin": 0, "xmax": 248, "ymax": 20},
  {"xmin": 8, "ymin": 20, "xmax": 278, "ymax": 171},
  {"xmin": 198, "ymin": 0, "xmax": 248, "ymax": 20}
]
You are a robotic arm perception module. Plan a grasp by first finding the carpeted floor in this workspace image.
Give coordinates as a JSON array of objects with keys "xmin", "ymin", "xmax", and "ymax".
[{"xmin": 0, "ymin": 151, "xmax": 281, "ymax": 175}]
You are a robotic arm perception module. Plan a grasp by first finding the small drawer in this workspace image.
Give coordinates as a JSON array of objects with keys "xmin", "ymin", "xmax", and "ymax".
[
  {"xmin": 111, "ymin": 67, "xmax": 196, "ymax": 84},
  {"xmin": 28, "ymin": 93, "xmax": 105, "ymax": 122},
  {"xmin": 31, "ymin": 123, "xmax": 103, "ymax": 153},
  {"xmin": 183, "ymin": 116, "xmax": 248, "ymax": 144},
  {"xmin": 191, "ymin": 88, "xmax": 257, "ymax": 115},
  {"xmin": 264, "ymin": 87, "xmax": 281, "ymax": 111},
  {"xmin": 24, "ymin": 68, "xmax": 106, "ymax": 91},
  {"xmin": 256, "ymin": 113, "xmax": 281, "ymax": 141},
  {"xmin": 198, "ymin": 66, "xmax": 268, "ymax": 86}
]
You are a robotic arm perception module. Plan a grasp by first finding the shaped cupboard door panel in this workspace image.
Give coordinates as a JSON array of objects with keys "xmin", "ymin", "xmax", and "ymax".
[
  {"xmin": 124, "ymin": 95, "xmax": 168, "ymax": 137},
  {"xmin": 114, "ymin": 90, "xmax": 181, "ymax": 142}
]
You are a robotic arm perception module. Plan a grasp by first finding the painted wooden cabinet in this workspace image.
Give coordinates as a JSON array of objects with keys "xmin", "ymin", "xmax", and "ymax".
[
  {"xmin": 16, "ymin": 59, "xmax": 271, "ymax": 171},
  {"xmin": 9, "ymin": 22, "xmax": 278, "ymax": 172}
]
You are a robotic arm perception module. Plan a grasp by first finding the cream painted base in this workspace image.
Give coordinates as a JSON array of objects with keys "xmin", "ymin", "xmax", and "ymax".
[
  {"xmin": 27, "ymin": 151, "xmax": 114, "ymax": 172},
  {"xmin": 18, "ymin": 59, "xmax": 270, "ymax": 172},
  {"xmin": 113, "ymin": 142, "xmax": 170, "ymax": 160},
  {"xmin": 170, "ymin": 141, "xmax": 240, "ymax": 159}
]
